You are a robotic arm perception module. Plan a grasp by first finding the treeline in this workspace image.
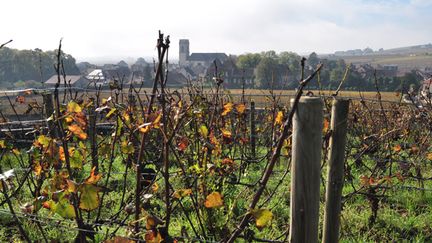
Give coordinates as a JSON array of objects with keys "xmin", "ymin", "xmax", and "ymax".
[
  {"xmin": 0, "ymin": 47, "xmax": 80, "ymax": 89},
  {"xmin": 236, "ymin": 51, "xmax": 422, "ymax": 92}
]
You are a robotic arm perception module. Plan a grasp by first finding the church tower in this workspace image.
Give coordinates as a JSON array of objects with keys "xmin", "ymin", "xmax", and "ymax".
[{"xmin": 179, "ymin": 39, "xmax": 189, "ymax": 66}]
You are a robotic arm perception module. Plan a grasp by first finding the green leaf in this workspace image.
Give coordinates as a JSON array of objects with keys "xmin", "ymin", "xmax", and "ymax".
[
  {"xmin": 79, "ymin": 183, "xmax": 101, "ymax": 211},
  {"xmin": 55, "ymin": 199, "xmax": 76, "ymax": 219},
  {"xmin": 199, "ymin": 125, "xmax": 208, "ymax": 138},
  {"xmin": 251, "ymin": 208, "xmax": 273, "ymax": 230},
  {"xmin": 70, "ymin": 148, "xmax": 83, "ymax": 169},
  {"xmin": 121, "ymin": 140, "xmax": 134, "ymax": 154}
]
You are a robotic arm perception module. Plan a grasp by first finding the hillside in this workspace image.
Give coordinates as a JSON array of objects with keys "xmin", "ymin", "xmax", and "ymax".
[{"xmin": 323, "ymin": 44, "xmax": 432, "ymax": 75}]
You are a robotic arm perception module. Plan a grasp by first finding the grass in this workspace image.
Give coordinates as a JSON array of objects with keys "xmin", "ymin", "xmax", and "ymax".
[{"xmin": 0, "ymin": 91, "xmax": 430, "ymax": 242}]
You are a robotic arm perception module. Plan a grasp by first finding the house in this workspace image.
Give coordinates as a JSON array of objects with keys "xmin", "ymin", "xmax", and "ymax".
[
  {"xmin": 166, "ymin": 71, "xmax": 188, "ymax": 87},
  {"xmin": 45, "ymin": 75, "xmax": 88, "ymax": 87},
  {"xmin": 175, "ymin": 66, "xmax": 196, "ymax": 80},
  {"xmin": 376, "ymin": 64, "xmax": 398, "ymax": 77},
  {"xmin": 205, "ymin": 58, "xmax": 255, "ymax": 88},
  {"xmin": 179, "ymin": 39, "xmax": 228, "ymax": 67},
  {"xmin": 355, "ymin": 64, "xmax": 375, "ymax": 79},
  {"xmin": 86, "ymin": 69, "xmax": 107, "ymax": 86}
]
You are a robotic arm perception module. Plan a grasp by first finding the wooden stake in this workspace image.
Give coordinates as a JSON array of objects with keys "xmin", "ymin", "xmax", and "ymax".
[
  {"xmin": 289, "ymin": 96, "xmax": 323, "ymax": 243},
  {"xmin": 322, "ymin": 99, "xmax": 349, "ymax": 243}
]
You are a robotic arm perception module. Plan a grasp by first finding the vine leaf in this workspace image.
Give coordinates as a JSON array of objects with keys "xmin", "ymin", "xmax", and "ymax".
[
  {"xmin": 85, "ymin": 167, "xmax": 102, "ymax": 184},
  {"xmin": 199, "ymin": 125, "xmax": 208, "ymax": 138},
  {"xmin": 79, "ymin": 183, "xmax": 101, "ymax": 211},
  {"xmin": 222, "ymin": 102, "xmax": 233, "ymax": 116},
  {"xmin": 43, "ymin": 199, "xmax": 76, "ymax": 219},
  {"xmin": 236, "ymin": 104, "xmax": 246, "ymax": 114},
  {"xmin": 56, "ymin": 199, "xmax": 76, "ymax": 219},
  {"xmin": 177, "ymin": 137, "xmax": 189, "ymax": 152},
  {"xmin": 144, "ymin": 230, "xmax": 163, "ymax": 243},
  {"xmin": 251, "ymin": 208, "xmax": 273, "ymax": 230},
  {"xmin": 68, "ymin": 124, "xmax": 88, "ymax": 140},
  {"xmin": 204, "ymin": 191, "xmax": 223, "ymax": 208},
  {"xmin": 67, "ymin": 101, "xmax": 82, "ymax": 113},
  {"xmin": 173, "ymin": 188, "xmax": 192, "ymax": 199},
  {"xmin": 220, "ymin": 128, "xmax": 232, "ymax": 138},
  {"xmin": 393, "ymin": 144, "xmax": 402, "ymax": 152},
  {"xmin": 121, "ymin": 141, "xmax": 135, "ymax": 154},
  {"xmin": 275, "ymin": 111, "xmax": 283, "ymax": 125}
]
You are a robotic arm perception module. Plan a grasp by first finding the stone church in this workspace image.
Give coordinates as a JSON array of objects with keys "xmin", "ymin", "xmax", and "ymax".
[{"xmin": 179, "ymin": 39, "xmax": 228, "ymax": 67}]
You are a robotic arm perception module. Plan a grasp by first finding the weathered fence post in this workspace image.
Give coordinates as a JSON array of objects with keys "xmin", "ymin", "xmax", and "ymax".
[
  {"xmin": 250, "ymin": 100, "xmax": 256, "ymax": 158},
  {"xmin": 289, "ymin": 96, "xmax": 323, "ymax": 243},
  {"xmin": 322, "ymin": 99, "xmax": 349, "ymax": 243},
  {"xmin": 42, "ymin": 92, "xmax": 56, "ymax": 137}
]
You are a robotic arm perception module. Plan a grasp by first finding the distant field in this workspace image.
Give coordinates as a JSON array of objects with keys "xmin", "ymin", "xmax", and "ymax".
[
  {"xmin": 328, "ymin": 54, "xmax": 432, "ymax": 73},
  {"xmin": 222, "ymin": 89, "xmax": 400, "ymax": 102},
  {"xmin": 0, "ymin": 88, "xmax": 400, "ymax": 117}
]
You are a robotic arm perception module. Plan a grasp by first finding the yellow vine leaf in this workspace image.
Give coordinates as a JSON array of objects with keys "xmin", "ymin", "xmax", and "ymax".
[
  {"xmin": 66, "ymin": 179, "xmax": 77, "ymax": 193},
  {"xmin": 199, "ymin": 125, "xmax": 209, "ymax": 138},
  {"xmin": 153, "ymin": 113, "xmax": 162, "ymax": 129},
  {"xmin": 221, "ymin": 128, "xmax": 232, "ymax": 138},
  {"xmin": 275, "ymin": 111, "xmax": 283, "ymax": 125},
  {"xmin": 204, "ymin": 191, "xmax": 223, "ymax": 208},
  {"xmin": 85, "ymin": 167, "xmax": 102, "ymax": 184},
  {"xmin": 106, "ymin": 108, "xmax": 117, "ymax": 119},
  {"xmin": 393, "ymin": 144, "xmax": 402, "ymax": 152},
  {"xmin": 33, "ymin": 161, "xmax": 42, "ymax": 176},
  {"xmin": 251, "ymin": 208, "xmax": 273, "ymax": 230},
  {"xmin": 152, "ymin": 182, "xmax": 159, "ymax": 193},
  {"xmin": 428, "ymin": 153, "xmax": 432, "ymax": 160},
  {"xmin": 282, "ymin": 138, "xmax": 291, "ymax": 156},
  {"xmin": 236, "ymin": 104, "xmax": 246, "ymax": 114},
  {"xmin": 67, "ymin": 101, "xmax": 82, "ymax": 113},
  {"xmin": 173, "ymin": 189, "xmax": 192, "ymax": 199},
  {"xmin": 68, "ymin": 124, "xmax": 88, "ymax": 140},
  {"xmin": 34, "ymin": 135, "xmax": 51, "ymax": 148},
  {"xmin": 222, "ymin": 102, "xmax": 233, "ymax": 116}
]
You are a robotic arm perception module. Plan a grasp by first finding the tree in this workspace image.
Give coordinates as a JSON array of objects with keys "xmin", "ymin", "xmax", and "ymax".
[
  {"xmin": 308, "ymin": 52, "xmax": 320, "ymax": 67},
  {"xmin": 0, "ymin": 47, "xmax": 80, "ymax": 88},
  {"xmin": 237, "ymin": 53, "xmax": 261, "ymax": 69},
  {"xmin": 255, "ymin": 57, "xmax": 279, "ymax": 89},
  {"xmin": 144, "ymin": 64, "xmax": 152, "ymax": 82}
]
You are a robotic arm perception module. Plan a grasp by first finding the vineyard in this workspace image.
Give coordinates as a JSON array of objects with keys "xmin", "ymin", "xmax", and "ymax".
[{"xmin": 1, "ymin": 34, "xmax": 432, "ymax": 243}]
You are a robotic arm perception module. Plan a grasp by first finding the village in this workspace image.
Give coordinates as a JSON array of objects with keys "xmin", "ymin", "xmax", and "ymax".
[{"xmin": 37, "ymin": 39, "xmax": 431, "ymax": 98}]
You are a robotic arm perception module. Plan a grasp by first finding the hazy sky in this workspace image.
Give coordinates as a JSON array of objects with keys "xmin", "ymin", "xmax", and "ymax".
[{"xmin": 2, "ymin": 0, "xmax": 431, "ymax": 62}]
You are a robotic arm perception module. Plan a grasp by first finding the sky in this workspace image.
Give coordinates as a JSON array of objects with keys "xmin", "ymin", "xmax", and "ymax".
[{"xmin": 1, "ymin": 0, "xmax": 431, "ymax": 63}]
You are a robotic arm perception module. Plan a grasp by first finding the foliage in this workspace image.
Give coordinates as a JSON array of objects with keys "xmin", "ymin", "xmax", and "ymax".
[{"xmin": 0, "ymin": 47, "xmax": 80, "ymax": 88}]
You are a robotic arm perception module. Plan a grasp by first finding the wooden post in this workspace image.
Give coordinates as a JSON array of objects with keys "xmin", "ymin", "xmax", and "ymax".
[
  {"xmin": 289, "ymin": 96, "xmax": 323, "ymax": 243},
  {"xmin": 42, "ymin": 92, "xmax": 56, "ymax": 137},
  {"xmin": 250, "ymin": 100, "xmax": 256, "ymax": 158},
  {"xmin": 322, "ymin": 99, "xmax": 349, "ymax": 243}
]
